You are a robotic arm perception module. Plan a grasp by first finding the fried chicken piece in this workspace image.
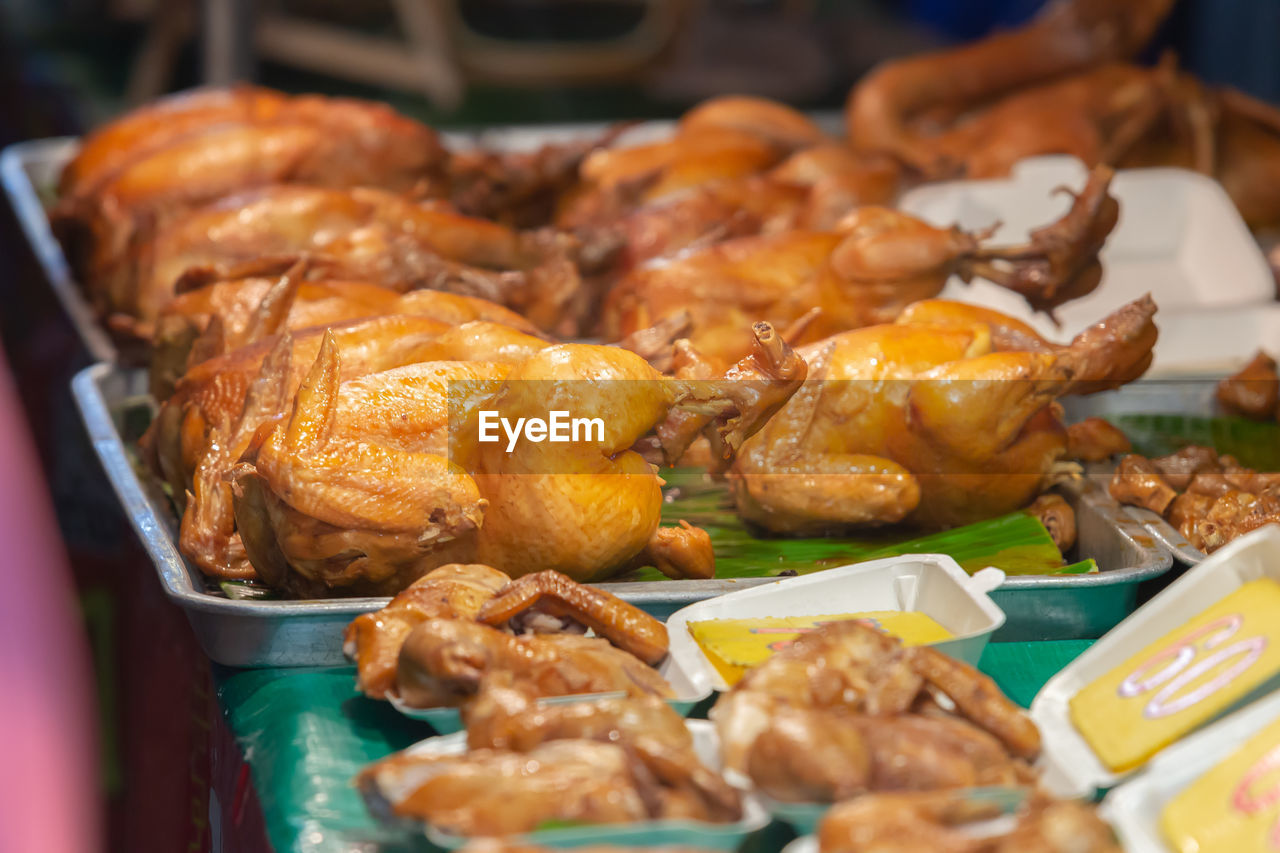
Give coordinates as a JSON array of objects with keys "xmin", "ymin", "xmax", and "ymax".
[
  {"xmin": 1192, "ymin": 489, "xmax": 1280, "ymax": 553},
  {"xmin": 1216, "ymin": 351, "xmax": 1279, "ymax": 420},
  {"xmin": 477, "ymin": 570, "xmax": 669, "ymax": 664},
  {"xmin": 743, "ymin": 706, "xmax": 873, "ymax": 802},
  {"xmin": 818, "ymin": 791, "xmax": 1003, "ymax": 853},
  {"xmin": 1151, "ymin": 445, "xmax": 1222, "ymax": 491},
  {"xmin": 463, "ymin": 677, "xmax": 741, "ymax": 822},
  {"xmin": 1027, "ymin": 493, "xmax": 1077, "ymax": 552},
  {"xmin": 342, "ymin": 564, "xmax": 510, "ymax": 700},
  {"xmin": 358, "ymin": 740, "xmax": 653, "ymax": 836},
  {"xmin": 992, "ymin": 797, "xmax": 1122, "ymax": 853},
  {"xmin": 1065, "ymin": 417, "xmax": 1131, "ymax": 462},
  {"xmin": 395, "ymin": 620, "xmax": 673, "ymax": 709},
  {"xmin": 1109, "ymin": 455, "xmax": 1178, "ymax": 515}
]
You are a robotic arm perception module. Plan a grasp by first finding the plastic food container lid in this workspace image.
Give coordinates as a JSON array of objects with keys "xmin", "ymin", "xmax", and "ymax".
[
  {"xmin": 1101, "ymin": 686, "xmax": 1280, "ymax": 853},
  {"xmin": 664, "ymin": 554, "xmax": 1007, "ymax": 694},
  {"xmin": 1032, "ymin": 524, "xmax": 1280, "ymax": 796}
]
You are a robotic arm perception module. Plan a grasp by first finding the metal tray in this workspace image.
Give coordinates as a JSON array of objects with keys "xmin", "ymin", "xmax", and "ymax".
[
  {"xmin": 74, "ymin": 361, "xmax": 1171, "ymax": 665},
  {"xmin": 1062, "ymin": 378, "xmax": 1234, "ymax": 566}
]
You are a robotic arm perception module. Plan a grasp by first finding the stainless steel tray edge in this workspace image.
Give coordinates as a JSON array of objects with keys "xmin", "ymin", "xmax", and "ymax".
[{"xmin": 2, "ymin": 138, "xmax": 118, "ymax": 363}]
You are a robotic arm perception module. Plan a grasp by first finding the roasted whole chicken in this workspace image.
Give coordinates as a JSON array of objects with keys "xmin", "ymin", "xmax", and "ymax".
[
  {"xmin": 151, "ymin": 267, "xmax": 542, "ymax": 400},
  {"xmin": 817, "ymin": 791, "xmax": 1122, "ymax": 853},
  {"xmin": 730, "ymin": 295, "xmax": 1157, "ymax": 532},
  {"xmin": 712, "ymin": 621, "xmax": 1040, "ymax": 803},
  {"xmin": 96, "ymin": 184, "xmax": 581, "ymax": 342},
  {"xmin": 845, "ymin": 0, "xmax": 1280, "ymax": 230},
  {"xmin": 1110, "ymin": 447, "xmax": 1280, "ymax": 553},
  {"xmin": 225, "ymin": 322, "xmax": 803, "ymax": 594},
  {"xmin": 53, "ymin": 88, "xmax": 447, "ymax": 290},
  {"xmin": 603, "ymin": 166, "xmax": 1117, "ymax": 368}
]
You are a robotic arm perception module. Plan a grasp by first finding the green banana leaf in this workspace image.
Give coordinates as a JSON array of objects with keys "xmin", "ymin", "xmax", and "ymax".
[
  {"xmin": 611, "ymin": 467, "xmax": 1075, "ymax": 582},
  {"xmin": 1105, "ymin": 414, "xmax": 1280, "ymax": 472}
]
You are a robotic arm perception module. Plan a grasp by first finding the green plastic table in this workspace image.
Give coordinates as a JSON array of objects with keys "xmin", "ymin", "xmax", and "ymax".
[{"xmin": 212, "ymin": 639, "xmax": 1093, "ymax": 853}]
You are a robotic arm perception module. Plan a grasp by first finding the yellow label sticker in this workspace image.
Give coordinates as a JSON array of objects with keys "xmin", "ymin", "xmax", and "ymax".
[
  {"xmin": 688, "ymin": 612, "xmax": 953, "ymax": 686},
  {"xmin": 1070, "ymin": 579, "xmax": 1280, "ymax": 772},
  {"xmin": 1161, "ymin": 715, "xmax": 1280, "ymax": 853}
]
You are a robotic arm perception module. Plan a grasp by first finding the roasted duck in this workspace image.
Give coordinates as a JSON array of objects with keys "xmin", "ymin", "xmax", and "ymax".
[
  {"xmin": 95, "ymin": 184, "xmax": 581, "ymax": 342},
  {"xmin": 602, "ymin": 166, "xmax": 1117, "ymax": 368},
  {"xmin": 1110, "ymin": 447, "xmax": 1280, "ymax": 552},
  {"xmin": 712, "ymin": 621, "xmax": 1040, "ymax": 802},
  {"xmin": 227, "ymin": 323, "xmax": 803, "ymax": 594},
  {"xmin": 53, "ymin": 89, "xmax": 446, "ymax": 293},
  {"xmin": 729, "ymin": 295, "xmax": 1157, "ymax": 532}
]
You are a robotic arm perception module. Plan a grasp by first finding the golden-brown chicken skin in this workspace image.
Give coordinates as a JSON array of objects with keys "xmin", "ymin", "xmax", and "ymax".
[
  {"xmin": 729, "ymin": 296, "xmax": 1157, "ymax": 531},
  {"xmin": 603, "ymin": 167, "xmax": 1117, "ymax": 368}
]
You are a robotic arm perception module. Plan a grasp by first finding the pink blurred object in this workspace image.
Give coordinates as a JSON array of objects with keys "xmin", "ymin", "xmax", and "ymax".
[{"xmin": 0, "ymin": 349, "xmax": 101, "ymax": 853}]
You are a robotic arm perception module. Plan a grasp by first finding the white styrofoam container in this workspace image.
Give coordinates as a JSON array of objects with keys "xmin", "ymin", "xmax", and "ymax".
[
  {"xmin": 363, "ymin": 719, "xmax": 769, "ymax": 850},
  {"xmin": 388, "ymin": 654, "xmax": 710, "ymax": 733},
  {"xmin": 1101, "ymin": 687, "xmax": 1280, "ymax": 853},
  {"xmin": 1141, "ymin": 303, "xmax": 1280, "ymax": 376},
  {"xmin": 897, "ymin": 156, "xmax": 1275, "ymax": 372},
  {"xmin": 664, "ymin": 555, "xmax": 1007, "ymax": 695},
  {"xmin": 1032, "ymin": 524, "xmax": 1280, "ymax": 797}
]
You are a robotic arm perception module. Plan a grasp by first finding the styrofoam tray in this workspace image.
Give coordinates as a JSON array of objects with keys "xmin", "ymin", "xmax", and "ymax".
[
  {"xmin": 1032, "ymin": 524, "xmax": 1280, "ymax": 796},
  {"xmin": 387, "ymin": 652, "xmax": 710, "ymax": 733},
  {"xmin": 362, "ymin": 719, "xmax": 769, "ymax": 850},
  {"xmin": 1101, "ymin": 687, "xmax": 1280, "ymax": 853},
  {"xmin": 898, "ymin": 156, "xmax": 1275, "ymax": 372},
  {"xmin": 665, "ymin": 555, "xmax": 1007, "ymax": 694}
]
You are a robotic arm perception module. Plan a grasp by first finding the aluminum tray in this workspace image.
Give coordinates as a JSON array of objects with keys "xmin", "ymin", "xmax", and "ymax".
[
  {"xmin": 1062, "ymin": 377, "xmax": 1239, "ymax": 566},
  {"xmin": 74, "ymin": 361, "xmax": 1170, "ymax": 665}
]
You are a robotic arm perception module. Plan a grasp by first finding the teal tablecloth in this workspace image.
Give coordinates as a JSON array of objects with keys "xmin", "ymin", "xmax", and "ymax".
[{"xmin": 214, "ymin": 639, "xmax": 1094, "ymax": 853}]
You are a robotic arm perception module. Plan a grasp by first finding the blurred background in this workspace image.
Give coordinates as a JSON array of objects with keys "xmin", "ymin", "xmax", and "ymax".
[{"xmin": 0, "ymin": 1, "xmax": 1277, "ymax": 851}]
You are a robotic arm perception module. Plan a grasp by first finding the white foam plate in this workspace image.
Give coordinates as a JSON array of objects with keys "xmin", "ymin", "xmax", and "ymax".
[
  {"xmin": 898, "ymin": 156, "xmax": 1275, "ymax": 372},
  {"xmin": 665, "ymin": 555, "xmax": 1007, "ymax": 694},
  {"xmin": 1102, "ymin": 687, "xmax": 1280, "ymax": 853},
  {"xmin": 1032, "ymin": 524, "xmax": 1280, "ymax": 796}
]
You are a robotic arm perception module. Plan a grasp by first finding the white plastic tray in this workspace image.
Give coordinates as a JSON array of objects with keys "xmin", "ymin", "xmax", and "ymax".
[
  {"xmin": 1032, "ymin": 524, "xmax": 1280, "ymax": 796},
  {"xmin": 898, "ymin": 156, "xmax": 1275, "ymax": 373},
  {"xmin": 1101, "ymin": 687, "xmax": 1280, "ymax": 853},
  {"xmin": 665, "ymin": 555, "xmax": 1007, "ymax": 694},
  {"xmin": 363, "ymin": 719, "xmax": 769, "ymax": 850}
]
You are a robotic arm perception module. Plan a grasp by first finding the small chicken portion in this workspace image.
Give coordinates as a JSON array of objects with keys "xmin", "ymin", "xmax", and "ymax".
[
  {"xmin": 712, "ymin": 621, "xmax": 1040, "ymax": 801},
  {"xmin": 1216, "ymin": 350, "xmax": 1279, "ymax": 421},
  {"xmin": 359, "ymin": 740, "xmax": 652, "ymax": 836},
  {"xmin": 729, "ymin": 295, "xmax": 1157, "ymax": 531},
  {"xmin": 342, "ymin": 564, "xmax": 511, "ymax": 700},
  {"xmin": 395, "ymin": 620, "xmax": 673, "ymax": 709},
  {"xmin": 817, "ymin": 791, "xmax": 1121, "ymax": 853},
  {"xmin": 463, "ymin": 677, "xmax": 741, "ymax": 822},
  {"xmin": 100, "ymin": 184, "xmax": 581, "ymax": 342},
  {"xmin": 1110, "ymin": 446, "xmax": 1280, "ymax": 553},
  {"xmin": 602, "ymin": 167, "xmax": 1117, "ymax": 368}
]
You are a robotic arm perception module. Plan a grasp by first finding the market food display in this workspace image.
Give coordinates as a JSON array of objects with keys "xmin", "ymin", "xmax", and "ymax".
[{"xmin": 1109, "ymin": 447, "xmax": 1280, "ymax": 552}]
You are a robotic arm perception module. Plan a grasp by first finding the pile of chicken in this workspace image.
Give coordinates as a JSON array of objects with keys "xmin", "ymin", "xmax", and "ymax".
[
  {"xmin": 355, "ymin": 576, "xmax": 742, "ymax": 837},
  {"xmin": 344, "ymin": 564, "xmax": 680, "ymax": 710}
]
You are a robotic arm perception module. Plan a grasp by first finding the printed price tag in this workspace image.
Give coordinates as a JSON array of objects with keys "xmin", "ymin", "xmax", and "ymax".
[{"xmin": 1070, "ymin": 579, "xmax": 1280, "ymax": 772}]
